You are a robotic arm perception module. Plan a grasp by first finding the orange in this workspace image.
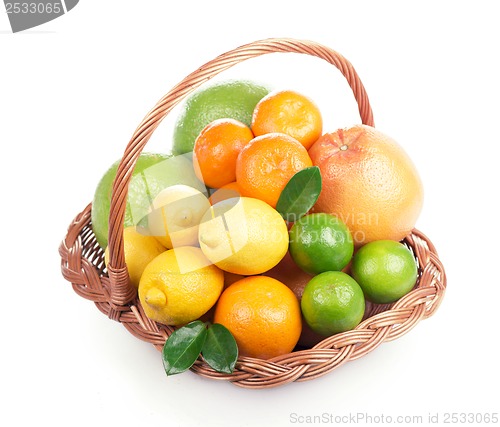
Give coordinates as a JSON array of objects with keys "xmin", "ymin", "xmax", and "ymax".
[
  {"xmin": 208, "ymin": 181, "xmax": 241, "ymax": 205},
  {"xmin": 309, "ymin": 125, "xmax": 424, "ymax": 246},
  {"xmin": 213, "ymin": 276, "xmax": 302, "ymax": 359},
  {"xmin": 172, "ymin": 79, "xmax": 269, "ymax": 155},
  {"xmin": 193, "ymin": 118, "xmax": 254, "ymax": 189},
  {"xmin": 251, "ymin": 90, "xmax": 323, "ymax": 150},
  {"xmin": 236, "ymin": 133, "xmax": 313, "ymax": 208}
]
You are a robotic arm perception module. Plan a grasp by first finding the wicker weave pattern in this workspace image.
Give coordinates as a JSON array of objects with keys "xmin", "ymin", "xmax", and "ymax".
[{"xmin": 59, "ymin": 38, "xmax": 446, "ymax": 388}]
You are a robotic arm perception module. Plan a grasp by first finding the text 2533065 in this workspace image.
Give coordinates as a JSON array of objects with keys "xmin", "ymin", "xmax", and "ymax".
[{"xmin": 5, "ymin": 2, "xmax": 62, "ymax": 14}]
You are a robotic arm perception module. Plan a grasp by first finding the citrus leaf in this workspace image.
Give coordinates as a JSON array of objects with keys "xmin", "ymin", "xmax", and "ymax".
[
  {"xmin": 201, "ymin": 323, "xmax": 238, "ymax": 374},
  {"xmin": 162, "ymin": 321, "xmax": 207, "ymax": 376},
  {"xmin": 276, "ymin": 166, "xmax": 322, "ymax": 222}
]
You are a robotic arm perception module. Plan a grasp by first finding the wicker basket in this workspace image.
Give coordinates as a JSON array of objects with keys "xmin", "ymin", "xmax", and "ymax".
[{"xmin": 59, "ymin": 38, "xmax": 447, "ymax": 389}]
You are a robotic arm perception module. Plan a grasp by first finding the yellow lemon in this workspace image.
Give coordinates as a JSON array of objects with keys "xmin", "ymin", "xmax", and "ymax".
[
  {"xmin": 138, "ymin": 246, "xmax": 224, "ymax": 326},
  {"xmin": 104, "ymin": 226, "xmax": 166, "ymax": 288},
  {"xmin": 146, "ymin": 184, "xmax": 210, "ymax": 248},
  {"xmin": 198, "ymin": 197, "xmax": 288, "ymax": 275}
]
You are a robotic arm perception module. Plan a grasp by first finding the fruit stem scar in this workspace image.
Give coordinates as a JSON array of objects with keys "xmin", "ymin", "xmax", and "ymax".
[{"xmin": 145, "ymin": 287, "xmax": 167, "ymax": 307}]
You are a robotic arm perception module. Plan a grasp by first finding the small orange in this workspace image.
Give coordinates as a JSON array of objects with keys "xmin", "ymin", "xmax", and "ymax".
[
  {"xmin": 208, "ymin": 181, "xmax": 241, "ymax": 205},
  {"xmin": 236, "ymin": 133, "xmax": 313, "ymax": 208},
  {"xmin": 193, "ymin": 118, "xmax": 254, "ymax": 188},
  {"xmin": 213, "ymin": 276, "xmax": 302, "ymax": 359},
  {"xmin": 251, "ymin": 90, "xmax": 323, "ymax": 150}
]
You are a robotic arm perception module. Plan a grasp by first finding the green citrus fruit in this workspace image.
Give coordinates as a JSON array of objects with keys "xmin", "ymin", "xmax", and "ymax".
[
  {"xmin": 301, "ymin": 271, "xmax": 365, "ymax": 336},
  {"xmin": 351, "ymin": 240, "xmax": 418, "ymax": 304},
  {"xmin": 172, "ymin": 79, "xmax": 270, "ymax": 155},
  {"xmin": 289, "ymin": 213, "xmax": 354, "ymax": 274},
  {"xmin": 91, "ymin": 153, "xmax": 205, "ymax": 249}
]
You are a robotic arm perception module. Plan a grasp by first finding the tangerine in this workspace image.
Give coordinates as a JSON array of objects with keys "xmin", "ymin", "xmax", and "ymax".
[
  {"xmin": 213, "ymin": 276, "xmax": 302, "ymax": 359},
  {"xmin": 172, "ymin": 79, "xmax": 269, "ymax": 155},
  {"xmin": 251, "ymin": 90, "xmax": 323, "ymax": 149},
  {"xmin": 193, "ymin": 119, "xmax": 254, "ymax": 189},
  {"xmin": 236, "ymin": 133, "xmax": 312, "ymax": 208}
]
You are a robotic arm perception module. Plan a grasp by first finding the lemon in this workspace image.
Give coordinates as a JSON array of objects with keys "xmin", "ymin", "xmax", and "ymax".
[
  {"xmin": 104, "ymin": 226, "xmax": 166, "ymax": 288},
  {"xmin": 91, "ymin": 152, "xmax": 204, "ymax": 249},
  {"xmin": 198, "ymin": 197, "xmax": 288, "ymax": 275},
  {"xmin": 145, "ymin": 184, "xmax": 210, "ymax": 248},
  {"xmin": 138, "ymin": 246, "xmax": 224, "ymax": 326}
]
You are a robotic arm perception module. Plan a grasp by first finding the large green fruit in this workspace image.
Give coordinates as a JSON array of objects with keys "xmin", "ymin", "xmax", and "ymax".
[
  {"xmin": 351, "ymin": 240, "xmax": 418, "ymax": 304},
  {"xmin": 91, "ymin": 152, "xmax": 205, "ymax": 249},
  {"xmin": 289, "ymin": 213, "xmax": 354, "ymax": 275},
  {"xmin": 301, "ymin": 271, "xmax": 365, "ymax": 336},
  {"xmin": 172, "ymin": 79, "xmax": 270, "ymax": 155}
]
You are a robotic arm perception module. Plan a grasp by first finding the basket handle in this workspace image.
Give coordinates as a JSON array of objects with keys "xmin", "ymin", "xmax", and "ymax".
[{"xmin": 106, "ymin": 37, "xmax": 375, "ymax": 307}]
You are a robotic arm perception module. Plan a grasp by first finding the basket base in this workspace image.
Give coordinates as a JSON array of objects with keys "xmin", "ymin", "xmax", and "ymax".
[{"xmin": 60, "ymin": 203, "xmax": 446, "ymax": 388}]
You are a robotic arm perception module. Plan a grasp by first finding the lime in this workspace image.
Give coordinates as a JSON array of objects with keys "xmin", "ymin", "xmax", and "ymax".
[
  {"xmin": 351, "ymin": 240, "xmax": 418, "ymax": 304},
  {"xmin": 289, "ymin": 213, "xmax": 354, "ymax": 274},
  {"xmin": 172, "ymin": 79, "xmax": 270, "ymax": 155},
  {"xmin": 301, "ymin": 271, "xmax": 365, "ymax": 336},
  {"xmin": 91, "ymin": 153, "xmax": 205, "ymax": 249}
]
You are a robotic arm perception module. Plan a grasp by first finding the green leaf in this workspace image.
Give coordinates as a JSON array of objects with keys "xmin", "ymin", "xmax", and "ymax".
[
  {"xmin": 162, "ymin": 321, "xmax": 207, "ymax": 376},
  {"xmin": 201, "ymin": 323, "xmax": 238, "ymax": 374},
  {"xmin": 276, "ymin": 166, "xmax": 322, "ymax": 222}
]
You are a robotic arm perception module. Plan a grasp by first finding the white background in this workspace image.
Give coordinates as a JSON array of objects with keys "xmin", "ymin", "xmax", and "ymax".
[{"xmin": 1, "ymin": 1, "xmax": 499, "ymax": 426}]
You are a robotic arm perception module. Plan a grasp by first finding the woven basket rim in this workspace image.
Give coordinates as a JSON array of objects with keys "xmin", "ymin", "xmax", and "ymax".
[
  {"xmin": 59, "ymin": 204, "xmax": 446, "ymax": 388},
  {"xmin": 59, "ymin": 38, "xmax": 447, "ymax": 389}
]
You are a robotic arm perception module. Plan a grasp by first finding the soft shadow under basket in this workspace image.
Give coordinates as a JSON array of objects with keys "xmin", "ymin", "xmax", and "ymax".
[{"xmin": 59, "ymin": 38, "xmax": 447, "ymax": 389}]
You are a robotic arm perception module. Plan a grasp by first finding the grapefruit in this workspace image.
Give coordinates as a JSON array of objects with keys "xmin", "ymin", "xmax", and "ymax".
[{"xmin": 309, "ymin": 125, "xmax": 423, "ymax": 246}]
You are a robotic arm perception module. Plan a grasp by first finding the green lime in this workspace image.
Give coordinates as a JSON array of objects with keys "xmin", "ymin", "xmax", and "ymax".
[
  {"xmin": 91, "ymin": 152, "xmax": 205, "ymax": 249},
  {"xmin": 351, "ymin": 240, "xmax": 418, "ymax": 304},
  {"xmin": 289, "ymin": 213, "xmax": 354, "ymax": 274},
  {"xmin": 301, "ymin": 271, "xmax": 365, "ymax": 336},
  {"xmin": 172, "ymin": 79, "xmax": 270, "ymax": 155}
]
